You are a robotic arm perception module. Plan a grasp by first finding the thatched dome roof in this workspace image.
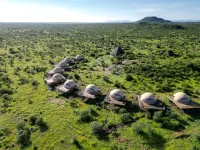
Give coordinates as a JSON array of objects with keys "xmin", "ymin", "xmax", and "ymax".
[
  {"xmin": 75, "ymin": 55, "xmax": 84, "ymax": 60},
  {"xmin": 52, "ymin": 73, "xmax": 65, "ymax": 82},
  {"xmin": 58, "ymin": 61, "xmax": 68, "ymax": 67},
  {"xmin": 109, "ymin": 89, "xmax": 124, "ymax": 101},
  {"xmin": 64, "ymin": 57, "xmax": 73, "ymax": 63},
  {"xmin": 141, "ymin": 92, "xmax": 157, "ymax": 104},
  {"xmin": 173, "ymin": 92, "xmax": 190, "ymax": 104},
  {"xmin": 64, "ymin": 80, "xmax": 77, "ymax": 89},
  {"xmin": 110, "ymin": 46, "xmax": 125, "ymax": 57},
  {"xmin": 85, "ymin": 84, "xmax": 99, "ymax": 95},
  {"xmin": 53, "ymin": 67, "xmax": 63, "ymax": 74}
]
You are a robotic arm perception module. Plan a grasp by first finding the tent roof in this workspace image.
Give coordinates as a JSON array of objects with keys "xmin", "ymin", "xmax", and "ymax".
[{"xmin": 110, "ymin": 46, "xmax": 125, "ymax": 56}]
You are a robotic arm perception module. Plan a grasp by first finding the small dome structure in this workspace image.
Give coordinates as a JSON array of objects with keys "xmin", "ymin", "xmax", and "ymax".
[
  {"xmin": 173, "ymin": 92, "xmax": 190, "ymax": 104},
  {"xmin": 141, "ymin": 92, "xmax": 157, "ymax": 105},
  {"xmin": 52, "ymin": 73, "xmax": 65, "ymax": 82},
  {"xmin": 58, "ymin": 61, "xmax": 68, "ymax": 67},
  {"xmin": 53, "ymin": 67, "xmax": 63, "ymax": 74},
  {"xmin": 109, "ymin": 89, "xmax": 124, "ymax": 101},
  {"xmin": 85, "ymin": 84, "xmax": 99, "ymax": 95},
  {"xmin": 64, "ymin": 57, "xmax": 73, "ymax": 63},
  {"xmin": 75, "ymin": 55, "xmax": 84, "ymax": 60},
  {"xmin": 64, "ymin": 80, "xmax": 77, "ymax": 89}
]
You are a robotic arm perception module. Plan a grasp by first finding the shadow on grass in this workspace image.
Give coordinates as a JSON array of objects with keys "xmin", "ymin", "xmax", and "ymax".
[
  {"xmin": 125, "ymin": 100, "xmax": 140, "ymax": 114},
  {"xmin": 185, "ymin": 109, "xmax": 200, "ymax": 120},
  {"xmin": 139, "ymin": 130, "xmax": 166, "ymax": 149},
  {"xmin": 83, "ymin": 95, "xmax": 106, "ymax": 106}
]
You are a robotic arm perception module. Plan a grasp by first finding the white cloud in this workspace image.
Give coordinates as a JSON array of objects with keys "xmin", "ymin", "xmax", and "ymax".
[
  {"xmin": 135, "ymin": 8, "xmax": 162, "ymax": 13},
  {"xmin": 0, "ymin": 3, "xmax": 106, "ymax": 22}
]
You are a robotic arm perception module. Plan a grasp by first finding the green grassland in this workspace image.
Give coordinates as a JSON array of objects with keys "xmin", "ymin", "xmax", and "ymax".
[{"xmin": 0, "ymin": 23, "xmax": 200, "ymax": 150}]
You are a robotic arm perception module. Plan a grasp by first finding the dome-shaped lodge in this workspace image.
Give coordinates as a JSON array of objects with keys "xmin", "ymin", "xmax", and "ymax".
[
  {"xmin": 173, "ymin": 92, "xmax": 190, "ymax": 104},
  {"xmin": 52, "ymin": 73, "xmax": 66, "ymax": 82},
  {"xmin": 53, "ymin": 67, "xmax": 63, "ymax": 74},
  {"xmin": 75, "ymin": 55, "xmax": 84, "ymax": 61},
  {"xmin": 85, "ymin": 84, "xmax": 99, "ymax": 95},
  {"xmin": 58, "ymin": 61, "xmax": 68, "ymax": 68},
  {"xmin": 64, "ymin": 57, "xmax": 74, "ymax": 64},
  {"xmin": 140, "ymin": 92, "xmax": 157, "ymax": 105},
  {"xmin": 109, "ymin": 89, "xmax": 124, "ymax": 101},
  {"xmin": 64, "ymin": 80, "xmax": 77, "ymax": 89}
]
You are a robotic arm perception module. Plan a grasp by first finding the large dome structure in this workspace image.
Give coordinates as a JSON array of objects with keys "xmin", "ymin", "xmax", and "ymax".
[
  {"xmin": 58, "ymin": 61, "xmax": 68, "ymax": 68},
  {"xmin": 109, "ymin": 89, "xmax": 124, "ymax": 101},
  {"xmin": 173, "ymin": 92, "xmax": 190, "ymax": 104},
  {"xmin": 64, "ymin": 57, "xmax": 74, "ymax": 64},
  {"xmin": 52, "ymin": 67, "xmax": 63, "ymax": 74},
  {"xmin": 64, "ymin": 80, "xmax": 77, "ymax": 89},
  {"xmin": 85, "ymin": 84, "xmax": 99, "ymax": 95},
  {"xmin": 140, "ymin": 92, "xmax": 157, "ymax": 105},
  {"xmin": 52, "ymin": 73, "xmax": 65, "ymax": 82},
  {"xmin": 75, "ymin": 55, "xmax": 84, "ymax": 60}
]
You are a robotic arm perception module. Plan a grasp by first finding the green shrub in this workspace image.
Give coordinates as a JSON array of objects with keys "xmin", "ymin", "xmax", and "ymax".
[
  {"xmin": 119, "ymin": 108, "xmax": 127, "ymax": 114},
  {"xmin": 91, "ymin": 122, "xmax": 104, "ymax": 137},
  {"xmin": 125, "ymin": 74, "xmax": 133, "ymax": 81},
  {"xmin": 79, "ymin": 110, "xmax": 92, "ymax": 123},
  {"xmin": 16, "ymin": 122, "xmax": 25, "ymax": 130},
  {"xmin": 120, "ymin": 113, "xmax": 133, "ymax": 124},
  {"xmin": 132, "ymin": 122, "xmax": 144, "ymax": 135},
  {"xmin": 35, "ymin": 117, "xmax": 48, "ymax": 132},
  {"xmin": 29, "ymin": 115, "xmax": 37, "ymax": 125},
  {"xmin": 153, "ymin": 111, "xmax": 163, "ymax": 122},
  {"xmin": 16, "ymin": 129, "xmax": 31, "ymax": 146}
]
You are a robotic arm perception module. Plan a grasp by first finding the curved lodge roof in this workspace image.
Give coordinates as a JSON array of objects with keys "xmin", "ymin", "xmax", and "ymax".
[
  {"xmin": 52, "ymin": 73, "xmax": 66, "ymax": 82},
  {"xmin": 109, "ymin": 89, "xmax": 124, "ymax": 101},
  {"xmin": 53, "ymin": 67, "xmax": 63, "ymax": 74},
  {"xmin": 64, "ymin": 57, "xmax": 74, "ymax": 64},
  {"xmin": 141, "ymin": 92, "xmax": 157, "ymax": 105},
  {"xmin": 58, "ymin": 61, "xmax": 68, "ymax": 68},
  {"xmin": 173, "ymin": 92, "xmax": 190, "ymax": 104},
  {"xmin": 64, "ymin": 80, "xmax": 77, "ymax": 89},
  {"xmin": 75, "ymin": 55, "xmax": 84, "ymax": 60},
  {"xmin": 85, "ymin": 84, "xmax": 99, "ymax": 95}
]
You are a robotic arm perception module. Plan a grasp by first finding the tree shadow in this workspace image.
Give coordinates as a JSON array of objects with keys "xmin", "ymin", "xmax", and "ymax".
[
  {"xmin": 140, "ymin": 131, "xmax": 166, "ymax": 149},
  {"xmin": 185, "ymin": 109, "xmax": 200, "ymax": 120}
]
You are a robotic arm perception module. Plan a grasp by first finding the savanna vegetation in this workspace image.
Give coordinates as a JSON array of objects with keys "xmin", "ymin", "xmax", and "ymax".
[{"xmin": 0, "ymin": 22, "xmax": 200, "ymax": 150}]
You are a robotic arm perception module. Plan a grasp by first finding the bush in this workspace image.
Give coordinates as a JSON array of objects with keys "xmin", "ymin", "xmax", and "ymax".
[
  {"xmin": 125, "ymin": 74, "xmax": 134, "ymax": 81},
  {"xmin": 91, "ymin": 122, "xmax": 104, "ymax": 137},
  {"xmin": 31, "ymin": 80, "xmax": 39, "ymax": 86},
  {"xmin": 120, "ymin": 113, "xmax": 133, "ymax": 124},
  {"xmin": 153, "ymin": 111, "xmax": 163, "ymax": 122},
  {"xmin": 35, "ymin": 117, "xmax": 48, "ymax": 132},
  {"xmin": 16, "ymin": 129, "xmax": 31, "ymax": 146},
  {"xmin": 119, "ymin": 108, "xmax": 127, "ymax": 114},
  {"xmin": 16, "ymin": 122, "xmax": 25, "ymax": 130},
  {"xmin": 79, "ymin": 110, "xmax": 92, "ymax": 123},
  {"xmin": 29, "ymin": 115, "xmax": 37, "ymax": 125},
  {"xmin": 132, "ymin": 122, "xmax": 144, "ymax": 135},
  {"xmin": 88, "ymin": 107, "xmax": 98, "ymax": 116}
]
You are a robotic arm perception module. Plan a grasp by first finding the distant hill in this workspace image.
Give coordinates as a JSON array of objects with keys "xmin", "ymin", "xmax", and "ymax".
[{"xmin": 137, "ymin": 16, "xmax": 171, "ymax": 23}]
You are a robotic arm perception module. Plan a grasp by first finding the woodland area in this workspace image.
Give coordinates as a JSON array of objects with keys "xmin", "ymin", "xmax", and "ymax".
[{"xmin": 0, "ymin": 23, "xmax": 200, "ymax": 150}]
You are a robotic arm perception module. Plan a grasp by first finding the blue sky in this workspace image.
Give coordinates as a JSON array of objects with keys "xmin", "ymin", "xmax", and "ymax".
[{"xmin": 0, "ymin": 0, "xmax": 200, "ymax": 22}]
